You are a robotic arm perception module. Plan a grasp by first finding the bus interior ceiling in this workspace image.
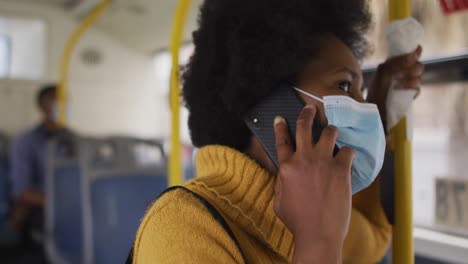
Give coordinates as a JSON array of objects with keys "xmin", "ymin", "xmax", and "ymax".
[{"xmin": 0, "ymin": 0, "xmax": 467, "ymax": 264}]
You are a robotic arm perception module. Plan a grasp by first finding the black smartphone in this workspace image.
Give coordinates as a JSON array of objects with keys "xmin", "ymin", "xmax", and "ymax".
[{"xmin": 244, "ymin": 85, "xmax": 339, "ymax": 168}]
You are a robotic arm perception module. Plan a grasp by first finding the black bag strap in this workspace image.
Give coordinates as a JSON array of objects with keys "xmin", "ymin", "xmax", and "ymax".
[{"xmin": 125, "ymin": 186, "xmax": 246, "ymax": 264}]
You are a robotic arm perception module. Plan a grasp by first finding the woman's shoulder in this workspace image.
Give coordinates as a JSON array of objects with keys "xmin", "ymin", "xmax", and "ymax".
[
  {"xmin": 140, "ymin": 187, "xmax": 208, "ymax": 227},
  {"xmin": 151, "ymin": 187, "xmax": 201, "ymax": 209},
  {"xmin": 133, "ymin": 187, "xmax": 243, "ymax": 263}
]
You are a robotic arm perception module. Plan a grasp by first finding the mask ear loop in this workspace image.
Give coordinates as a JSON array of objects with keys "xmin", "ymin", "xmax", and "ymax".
[{"xmin": 293, "ymin": 87, "xmax": 324, "ymax": 103}]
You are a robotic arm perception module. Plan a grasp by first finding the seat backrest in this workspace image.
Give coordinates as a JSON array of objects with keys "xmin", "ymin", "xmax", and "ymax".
[
  {"xmin": 0, "ymin": 133, "xmax": 9, "ymax": 222},
  {"xmin": 80, "ymin": 137, "xmax": 167, "ymax": 264},
  {"xmin": 45, "ymin": 137, "xmax": 83, "ymax": 264}
]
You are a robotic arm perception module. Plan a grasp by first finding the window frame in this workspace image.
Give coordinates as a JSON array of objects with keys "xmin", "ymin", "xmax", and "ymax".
[{"xmin": 0, "ymin": 35, "xmax": 12, "ymax": 78}]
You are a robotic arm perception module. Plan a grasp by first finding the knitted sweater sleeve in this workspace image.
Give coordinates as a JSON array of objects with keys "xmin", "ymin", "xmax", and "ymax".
[
  {"xmin": 133, "ymin": 189, "xmax": 243, "ymax": 264},
  {"xmin": 343, "ymin": 177, "xmax": 392, "ymax": 264}
]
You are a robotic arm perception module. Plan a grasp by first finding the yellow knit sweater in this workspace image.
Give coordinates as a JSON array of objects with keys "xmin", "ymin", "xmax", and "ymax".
[{"xmin": 133, "ymin": 145, "xmax": 391, "ymax": 263}]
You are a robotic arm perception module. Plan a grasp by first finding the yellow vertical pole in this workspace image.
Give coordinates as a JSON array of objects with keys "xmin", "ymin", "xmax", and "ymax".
[
  {"xmin": 389, "ymin": 0, "xmax": 413, "ymax": 263},
  {"xmin": 168, "ymin": 0, "xmax": 192, "ymax": 186},
  {"xmin": 57, "ymin": 0, "xmax": 112, "ymax": 126}
]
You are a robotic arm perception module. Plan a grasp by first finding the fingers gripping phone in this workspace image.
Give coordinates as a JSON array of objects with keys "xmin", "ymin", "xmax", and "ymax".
[{"xmin": 244, "ymin": 85, "xmax": 339, "ymax": 168}]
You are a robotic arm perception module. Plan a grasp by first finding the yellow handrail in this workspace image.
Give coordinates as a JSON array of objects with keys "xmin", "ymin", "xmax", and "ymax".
[
  {"xmin": 389, "ymin": 0, "xmax": 414, "ymax": 263},
  {"xmin": 168, "ymin": 0, "xmax": 192, "ymax": 186},
  {"xmin": 57, "ymin": 0, "xmax": 112, "ymax": 126}
]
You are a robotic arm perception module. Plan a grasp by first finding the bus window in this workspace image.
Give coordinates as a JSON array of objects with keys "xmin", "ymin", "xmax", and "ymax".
[
  {"xmin": 153, "ymin": 44, "xmax": 194, "ymax": 145},
  {"xmin": 413, "ymin": 83, "xmax": 468, "ymax": 233},
  {"xmin": 0, "ymin": 36, "xmax": 10, "ymax": 78},
  {"xmin": 365, "ymin": 0, "xmax": 468, "ymax": 66},
  {"xmin": 363, "ymin": 1, "xmax": 468, "ymax": 262},
  {"xmin": 0, "ymin": 16, "xmax": 46, "ymax": 80}
]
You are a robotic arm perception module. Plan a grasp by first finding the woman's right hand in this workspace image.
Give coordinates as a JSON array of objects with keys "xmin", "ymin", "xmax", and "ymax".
[{"xmin": 273, "ymin": 105, "xmax": 355, "ymax": 264}]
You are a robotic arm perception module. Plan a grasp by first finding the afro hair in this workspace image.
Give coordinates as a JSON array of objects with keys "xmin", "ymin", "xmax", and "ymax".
[{"xmin": 182, "ymin": 0, "xmax": 372, "ymax": 151}]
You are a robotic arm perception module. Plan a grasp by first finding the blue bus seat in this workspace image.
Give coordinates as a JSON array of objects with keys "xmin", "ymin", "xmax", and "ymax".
[
  {"xmin": 80, "ymin": 137, "xmax": 167, "ymax": 264},
  {"xmin": 0, "ymin": 133, "xmax": 19, "ymax": 247},
  {"xmin": 45, "ymin": 137, "xmax": 83, "ymax": 264},
  {"xmin": 91, "ymin": 175, "xmax": 166, "ymax": 264}
]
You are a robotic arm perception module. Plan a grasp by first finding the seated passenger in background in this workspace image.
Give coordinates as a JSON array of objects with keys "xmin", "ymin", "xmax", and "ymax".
[
  {"xmin": 132, "ymin": 0, "xmax": 423, "ymax": 263},
  {"xmin": 9, "ymin": 84, "xmax": 72, "ymax": 248}
]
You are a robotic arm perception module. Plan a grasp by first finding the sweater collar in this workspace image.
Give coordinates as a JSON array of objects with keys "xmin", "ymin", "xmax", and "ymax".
[{"xmin": 187, "ymin": 145, "xmax": 294, "ymax": 261}]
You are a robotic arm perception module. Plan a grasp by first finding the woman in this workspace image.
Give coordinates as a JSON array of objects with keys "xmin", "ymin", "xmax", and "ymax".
[{"xmin": 132, "ymin": 0, "xmax": 423, "ymax": 263}]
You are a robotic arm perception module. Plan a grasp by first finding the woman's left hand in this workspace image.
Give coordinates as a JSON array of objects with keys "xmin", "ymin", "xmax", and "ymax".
[{"xmin": 367, "ymin": 46, "xmax": 424, "ymax": 118}]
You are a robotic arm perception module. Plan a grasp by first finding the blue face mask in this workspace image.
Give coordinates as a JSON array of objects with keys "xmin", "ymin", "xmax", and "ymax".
[{"xmin": 294, "ymin": 88, "xmax": 386, "ymax": 194}]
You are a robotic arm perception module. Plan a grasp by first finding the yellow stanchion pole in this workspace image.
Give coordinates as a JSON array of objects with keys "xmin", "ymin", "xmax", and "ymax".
[
  {"xmin": 389, "ymin": 0, "xmax": 414, "ymax": 263},
  {"xmin": 57, "ymin": 0, "xmax": 112, "ymax": 126},
  {"xmin": 168, "ymin": 0, "xmax": 192, "ymax": 186}
]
